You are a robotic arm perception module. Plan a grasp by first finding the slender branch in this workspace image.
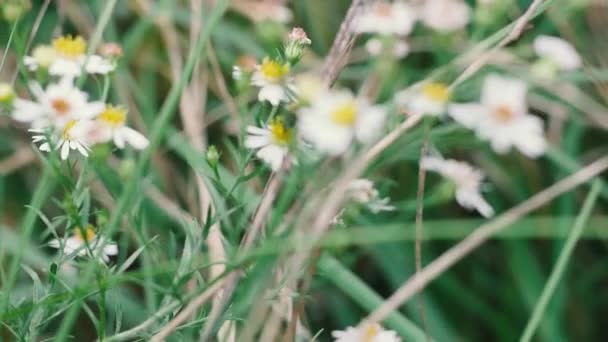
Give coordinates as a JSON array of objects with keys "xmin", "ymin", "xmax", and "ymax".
[{"xmin": 362, "ymin": 155, "xmax": 608, "ymax": 325}]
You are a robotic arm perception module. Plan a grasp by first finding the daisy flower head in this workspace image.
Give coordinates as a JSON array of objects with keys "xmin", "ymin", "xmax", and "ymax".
[
  {"xmin": 448, "ymin": 74, "xmax": 547, "ymax": 158},
  {"xmin": 533, "ymin": 35, "xmax": 582, "ymax": 72},
  {"xmin": 298, "ymin": 89, "xmax": 386, "ymax": 156},
  {"xmin": 355, "ymin": 1, "xmax": 417, "ymax": 36},
  {"xmin": 421, "ymin": 156, "xmax": 494, "ymax": 218},
  {"xmin": 89, "ymin": 105, "xmax": 149, "ymax": 150},
  {"xmin": 399, "ymin": 81, "xmax": 451, "ymax": 116},
  {"xmin": 56, "ymin": 119, "xmax": 93, "ymax": 160},
  {"xmin": 12, "ymin": 76, "xmax": 104, "ymax": 129},
  {"xmin": 49, "ymin": 225, "xmax": 118, "ymax": 263},
  {"xmin": 421, "ymin": 0, "xmax": 471, "ymax": 33},
  {"xmin": 332, "ymin": 322, "xmax": 401, "ymax": 342},
  {"xmin": 251, "ymin": 57, "xmax": 295, "ymax": 106},
  {"xmin": 245, "ymin": 118, "xmax": 293, "ymax": 171},
  {"xmin": 24, "ymin": 35, "xmax": 115, "ymax": 77}
]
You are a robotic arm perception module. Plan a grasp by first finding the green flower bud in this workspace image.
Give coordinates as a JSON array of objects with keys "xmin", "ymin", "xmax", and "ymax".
[{"xmin": 206, "ymin": 145, "xmax": 220, "ymax": 168}]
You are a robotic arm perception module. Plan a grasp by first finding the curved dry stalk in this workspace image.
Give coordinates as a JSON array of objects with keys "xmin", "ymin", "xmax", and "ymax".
[
  {"xmin": 450, "ymin": 0, "xmax": 545, "ymax": 88},
  {"xmin": 361, "ymin": 155, "xmax": 608, "ymax": 326}
]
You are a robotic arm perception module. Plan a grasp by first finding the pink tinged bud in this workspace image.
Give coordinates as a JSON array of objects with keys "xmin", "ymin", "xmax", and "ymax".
[
  {"xmin": 98, "ymin": 42, "xmax": 123, "ymax": 58},
  {"xmin": 288, "ymin": 27, "xmax": 311, "ymax": 45}
]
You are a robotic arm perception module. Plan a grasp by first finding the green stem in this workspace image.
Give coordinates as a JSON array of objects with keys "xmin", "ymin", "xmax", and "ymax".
[
  {"xmin": 519, "ymin": 180, "xmax": 602, "ymax": 342},
  {"xmin": 0, "ymin": 19, "xmax": 19, "ymax": 73}
]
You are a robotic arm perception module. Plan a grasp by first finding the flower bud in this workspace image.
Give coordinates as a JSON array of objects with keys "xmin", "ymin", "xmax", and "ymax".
[
  {"xmin": 0, "ymin": 83, "xmax": 15, "ymax": 105},
  {"xmin": 206, "ymin": 145, "xmax": 220, "ymax": 168},
  {"xmin": 2, "ymin": 0, "xmax": 31, "ymax": 22},
  {"xmin": 284, "ymin": 27, "xmax": 311, "ymax": 64},
  {"xmin": 31, "ymin": 45, "xmax": 57, "ymax": 69},
  {"xmin": 99, "ymin": 42, "xmax": 123, "ymax": 59}
]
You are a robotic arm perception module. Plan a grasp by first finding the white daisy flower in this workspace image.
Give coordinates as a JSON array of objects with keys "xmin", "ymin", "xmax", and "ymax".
[
  {"xmin": 251, "ymin": 57, "xmax": 294, "ymax": 106},
  {"xmin": 347, "ymin": 179, "xmax": 395, "ymax": 213},
  {"xmin": 421, "ymin": 0, "xmax": 471, "ymax": 32},
  {"xmin": 448, "ymin": 74, "xmax": 547, "ymax": 158},
  {"xmin": 421, "ymin": 156, "xmax": 494, "ymax": 218},
  {"xmin": 355, "ymin": 1, "xmax": 417, "ymax": 36},
  {"xmin": 298, "ymin": 89, "xmax": 386, "ymax": 155},
  {"xmin": 24, "ymin": 35, "xmax": 114, "ymax": 77},
  {"xmin": 56, "ymin": 119, "xmax": 93, "ymax": 160},
  {"xmin": 399, "ymin": 82, "xmax": 450, "ymax": 116},
  {"xmin": 87, "ymin": 105, "xmax": 149, "ymax": 150},
  {"xmin": 332, "ymin": 322, "xmax": 401, "ymax": 342},
  {"xmin": 12, "ymin": 76, "xmax": 104, "ymax": 128},
  {"xmin": 533, "ymin": 35, "xmax": 582, "ymax": 71},
  {"xmin": 244, "ymin": 119, "xmax": 292, "ymax": 171},
  {"xmin": 49, "ymin": 225, "xmax": 118, "ymax": 263}
]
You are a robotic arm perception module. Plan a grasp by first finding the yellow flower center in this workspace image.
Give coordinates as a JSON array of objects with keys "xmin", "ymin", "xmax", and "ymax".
[
  {"xmin": 268, "ymin": 120, "xmax": 291, "ymax": 145},
  {"xmin": 99, "ymin": 105, "xmax": 127, "ymax": 127},
  {"xmin": 494, "ymin": 105, "xmax": 514, "ymax": 122},
  {"xmin": 62, "ymin": 120, "xmax": 77, "ymax": 139},
  {"xmin": 422, "ymin": 82, "xmax": 450, "ymax": 103},
  {"xmin": 51, "ymin": 98, "xmax": 71, "ymax": 115},
  {"xmin": 74, "ymin": 225, "xmax": 96, "ymax": 242},
  {"xmin": 260, "ymin": 58, "xmax": 289, "ymax": 82},
  {"xmin": 52, "ymin": 35, "xmax": 86, "ymax": 58},
  {"xmin": 363, "ymin": 324, "xmax": 379, "ymax": 342},
  {"xmin": 331, "ymin": 102, "xmax": 358, "ymax": 126}
]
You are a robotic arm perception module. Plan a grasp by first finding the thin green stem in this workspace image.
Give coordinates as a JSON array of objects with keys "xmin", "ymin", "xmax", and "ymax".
[
  {"xmin": 519, "ymin": 181, "xmax": 602, "ymax": 342},
  {"xmin": 0, "ymin": 19, "xmax": 19, "ymax": 73}
]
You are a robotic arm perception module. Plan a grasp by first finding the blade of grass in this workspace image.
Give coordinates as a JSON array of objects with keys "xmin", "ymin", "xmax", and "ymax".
[{"xmin": 519, "ymin": 180, "xmax": 602, "ymax": 342}]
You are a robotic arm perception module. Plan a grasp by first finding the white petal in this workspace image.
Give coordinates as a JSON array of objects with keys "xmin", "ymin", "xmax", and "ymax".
[
  {"xmin": 481, "ymin": 74, "xmax": 527, "ymax": 115},
  {"xmin": 533, "ymin": 35, "xmax": 581, "ymax": 70},
  {"xmin": 422, "ymin": 0, "xmax": 471, "ymax": 32},
  {"xmin": 448, "ymin": 103, "xmax": 487, "ymax": 129},
  {"xmin": 456, "ymin": 187, "xmax": 494, "ymax": 218},
  {"xmin": 246, "ymin": 125, "xmax": 270, "ymax": 136},
  {"xmin": 121, "ymin": 127, "xmax": 149, "ymax": 150},
  {"xmin": 355, "ymin": 104, "xmax": 386, "ymax": 143},
  {"xmin": 24, "ymin": 56, "xmax": 39, "ymax": 71},
  {"xmin": 49, "ymin": 58, "xmax": 82, "ymax": 77},
  {"xmin": 258, "ymin": 84, "xmax": 288, "ymax": 106},
  {"xmin": 245, "ymin": 134, "xmax": 271, "ymax": 149},
  {"xmin": 256, "ymin": 145, "xmax": 287, "ymax": 171},
  {"xmin": 60, "ymin": 142, "xmax": 70, "ymax": 160},
  {"xmin": 84, "ymin": 55, "xmax": 115, "ymax": 74}
]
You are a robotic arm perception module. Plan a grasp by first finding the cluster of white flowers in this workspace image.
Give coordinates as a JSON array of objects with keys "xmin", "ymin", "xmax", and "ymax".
[
  {"xmin": 355, "ymin": 0, "xmax": 471, "ymax": 58},
  {"xmin": 10, "ymin": 35, "xmax": 148, "ymax": 160}
]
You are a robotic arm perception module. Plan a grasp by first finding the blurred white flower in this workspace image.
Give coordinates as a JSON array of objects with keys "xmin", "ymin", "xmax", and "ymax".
[
  {"xmin": 12, "ymin": 76, "xmax": 104, "ymax": 129},
  {"xmin": 400, "ymin": 82, "xmax": 450, "ymax": 116},
  {"xmin": 421, "ymin": 0, "xmax": 471, "ymax": 32},
  {"xmin": 24, "ymin": 36, "xmax": 114, "ymax": 77},
  {"xmin": 245, "ymin": 119, "xmax": 292, "ymax": 171},
  {"xmin": 533, "ymin": 35, "xmax": 582, "ymax": 71},
  {"xmin": 365, "ymin": 38, "xmax": 410, "ymax": 58},
  {"xmin": 332, "ymin": 322, "xmax": 401, "ymax": 342},
  {"xmin": 56, "ymin": 119, "xmax": 93, "ymax": 160},
  {"xmin": 298, "ymin": 89, "xmax": 386, "ymax": 155},
  {"xmin": 231, "ymin": 0, "xmax": 292, "ymax": 23},
  {"xmin": 347, "ymin": 179, "xmax": 395, "ymax": 213},
  {"xmin": 355, "ymin": 1, "xmax": 417, "ymax": 36},
  {"xmin": 88, "ymin": 105, "xmax": 149, "ymax": 150},
  {"xmin": 251, "ymin": 57, "xmax": 294, "ymax": 106},
  {"xmin": 421, "ymin": 156, "xmax": 494, "ymax": 218},
  {"xmin": 49, "ymin": 226, "xmax": 118, "ymax": 263},
  {"xmin": 448, "ymin": 74, "xmax": 546, "ymax": 158},
  {"xmin": 294, "ymin": 73, "xmax": 326, "ymax": 105}
]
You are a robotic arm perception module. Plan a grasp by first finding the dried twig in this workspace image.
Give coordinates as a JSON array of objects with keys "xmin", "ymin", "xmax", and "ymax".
[
  {"xmin": 362, "ymin": 155, "xmax": 608, "ymax": 325},
  {"xmin": 0, "ymin": 147, "xmax": 35, "ymax": 175},
  {"xmin": 450, "ymin": 0, "xmax": 545, "ymax": 88}
]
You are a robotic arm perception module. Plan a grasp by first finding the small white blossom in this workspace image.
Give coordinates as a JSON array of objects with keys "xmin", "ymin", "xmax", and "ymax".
[
  {"xmin": 244, "ymin": 119, "xmax": 292, "ymax": 171},
  {"xmin": 355, "ymin": 1, "xmax": 417, "ymax": 36},
  {"xmin": 49, "ymin": 226, "xmax": 118, "ymax": 263},
  {"xmin": 298, "ymin": 89, "xmax": 386, "ymax": 155},
  {"xmin": 347, "ymin": 179, "xmax": 395, "ymax": 213},
  {"xmin": 24, "ymin": 36, "xmax": 114, "ymax": 77},
  {"xmin": 56, "ymin": 120, "xmax": 93, "ymax": 160},
  {"xmin": 365, "ymin": 38, "xmax": 410, "ymax": 58},
  {"xmin": 399, "ymin": 82, "xmax": 450, "ymax": 116},
  {"xmin": 332, "ymin": 322, "xmax": 401, "ymax": 342},
  {"xmin": 448, "ymin": 74, "xmax": 547, "ymax": 158},
  {"xmin": 251, "ymin": 58, "xmax": 295, "ymax": 106},
  {"xmin": 421, "ymin": 156, "xmax": 494, "ymax": 218},
  {"xmin": 533, "ymin": 35, "xmax": 582, "ymax": 71},
  {"xmin": 87, "ymin": 105, "xmax": 149, "ymax": 150},
  {"xmin": 12, "ymin": 76, "xmax": 104, "ymax": 129},
  {"xmin": 421, "ymin": 0, "xmax": 471, "ymax": 32}
]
